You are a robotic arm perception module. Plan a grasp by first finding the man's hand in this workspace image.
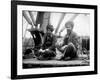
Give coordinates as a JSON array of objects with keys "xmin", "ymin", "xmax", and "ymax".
[
  {"xmin": 39, "ymin": 49, "xmax": 45, "ymax": 52},
  {"xmin": 45, "ymin": 49, "xmax": 49, "ymax": 51},
  {"xmin": 61, "ymin": 45, "xmax": 68, "ymax": 50},
  {"xmin": 56, "ymin": 38, "xmax": 64, "ymax": 47}
]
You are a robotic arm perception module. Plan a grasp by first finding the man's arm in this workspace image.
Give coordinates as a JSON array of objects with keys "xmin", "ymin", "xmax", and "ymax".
[
  {"xmin": 41, "ymin": 33, "xmax": 47, "ymax": 50},
  {"xmin": 71, "ymin": 32, "xmax": 79, "ymax": 50},
  {"xmin": 48, "ymin": 35, "xmax": 56, "ymax": 50}
]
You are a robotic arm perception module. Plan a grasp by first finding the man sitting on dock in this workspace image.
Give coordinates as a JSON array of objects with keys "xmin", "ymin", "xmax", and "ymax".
[
  {"xmin": 57, "ymin": 21, "xmax": 79, "ymax": 60},
  {"xmin": 37, "ymin": 24, "xmax": 56, "ymax": 60}
]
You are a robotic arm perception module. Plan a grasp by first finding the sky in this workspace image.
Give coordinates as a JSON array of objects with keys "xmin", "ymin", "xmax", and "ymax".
[{"xmin": 23, "ymin": 12, "xmax": 90, "ymax": 38}]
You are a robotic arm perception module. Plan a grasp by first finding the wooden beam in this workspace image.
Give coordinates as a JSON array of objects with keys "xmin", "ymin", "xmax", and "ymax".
[
  {"xmin": 23, "ymin": 11, "xmax": 32, "ymax": 25},
  {"xmin": 41, "ymin": 12, "xmax": 50, "ymax": 33},
  {"xmin": 28, "ymin": 11, "xmax": 36, "ymax": 26},
  {"xmin": 69, "ymin": 13, "xmax": 79, "ymax": 21},
  {"xmin": 55, "ymin": 13, "xmax": 66, "ymax": 34},
  {"xmin": 59, "ymin": 14, "xmax": 79, "ymax": 34}
]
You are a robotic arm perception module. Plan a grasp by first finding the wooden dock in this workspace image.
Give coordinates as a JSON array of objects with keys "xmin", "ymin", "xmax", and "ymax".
[{"xmin": 23, "ymin": 58, "xmax": 89, "ymax": 68}]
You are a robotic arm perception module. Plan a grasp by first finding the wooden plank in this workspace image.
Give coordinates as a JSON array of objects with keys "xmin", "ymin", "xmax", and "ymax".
[
  {"xmin": 23, "ymin": 11, "xmax": 32, "ymax": 25},
  {"xmin": 28, "ymin": 11, "xmax": 36, "ymax": 26},
  {"xmin": 23, "ymin": 58, "xmax": 89, "ymax": 66}
]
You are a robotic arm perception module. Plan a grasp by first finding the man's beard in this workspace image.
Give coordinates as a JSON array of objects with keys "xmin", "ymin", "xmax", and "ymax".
[{"xmin": 67, "ymin": 30, "xmax": 71, "ymax": 35}]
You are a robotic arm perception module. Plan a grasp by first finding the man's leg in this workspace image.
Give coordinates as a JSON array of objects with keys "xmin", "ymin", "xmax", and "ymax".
[{"xmin": 62, "ymin": 43, "xmax": 77, "ymax": 60}]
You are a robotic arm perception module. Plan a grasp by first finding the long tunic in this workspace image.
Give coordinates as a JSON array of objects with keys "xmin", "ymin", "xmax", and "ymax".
[
  {"xmin": 42, "ymin": 33, "xmax": 56, "ymax": 51},
  {"xmin": 37, "ymin": 33, "xmax": 56, "ymax": 60},
  {"xmin": 63, "ymin": 31, "xmax": 78, "ymax": 49}
]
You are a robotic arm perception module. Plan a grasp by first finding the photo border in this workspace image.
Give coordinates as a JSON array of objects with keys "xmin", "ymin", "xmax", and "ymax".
[{"xmin": 11, "ymin": 1, "xmax": 98, "ymax": 79}]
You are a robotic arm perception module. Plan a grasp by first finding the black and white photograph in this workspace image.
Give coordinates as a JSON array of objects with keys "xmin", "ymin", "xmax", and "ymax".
[
  {"xmin": 22, "ymin": 11, "xmax": 90, "ymax": 68},
  {"xmin": 11, "ymin": 1, "xmax": 97, "ymax": 79}
]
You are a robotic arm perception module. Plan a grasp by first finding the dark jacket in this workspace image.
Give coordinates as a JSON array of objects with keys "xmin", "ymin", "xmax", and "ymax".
[
  {"xmin": 42, "ymin": 33, "xmax": 56, "ymax": 51},
  {"xmin": 63, "ymin": 31, "xmax": 78, "ymax": 49}
]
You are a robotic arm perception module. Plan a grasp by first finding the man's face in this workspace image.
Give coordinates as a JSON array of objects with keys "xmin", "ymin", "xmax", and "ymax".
[
  {"xmin": 66, "ymin": 24, "xmax": 73, "ymax": 34},
  {"xmin": 47, "ymin": 29, "xmax": 52, "ymax": 34}
]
